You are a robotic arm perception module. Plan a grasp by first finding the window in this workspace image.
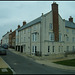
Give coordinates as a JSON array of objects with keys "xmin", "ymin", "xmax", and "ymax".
[
  {"xmin": 32, "ymin": 33, "xmax": 37, "ymax": 41},
  {"xmin": 49, "ymin": 32, "xmax": 54, "ymax": 41},
  {"xmin": 32, "ymin": 46, "xmax": 34, "ymax": 53},
  {"xmin": 49, "ymin": 23, "xmax": 53, "ymax": 30},
  {"xmin": 72, "ymin": 37, "xmax": 75, "ymax": 42},
  {"xmin": 32, "ymin": 46, "xmax": 37, "ymax": 53},
  {"xmin": 66, "ymin": 37, "xmax": 69, "ymax": 42},
  {"xmin": 59, "ymin": 33, "xmax": 62, "ymax": 42},
  {"xmin": 32, "ymin": 34, "xmax": 35, "ymax": 41},
  {"xmin": 35, "ymin": 46, "xmax": 37, "ymax": 52},
  {"xmin": 53, "ymin": 46, "xmax": 54, "ymax": 52},
  {"xmin": 66, "ymin": 46, "xmax": 69, "ymax": 52},
  {"xmin": 34, "ymin": 25, "xmax": 36, "ymax": 31},
  {"xmin": 66, "ymin": 29, "xmax": 69, "ymax": 33},
  {"xmin": 48, "ymin": 46, "xmax": 50, "ymax": 52}
]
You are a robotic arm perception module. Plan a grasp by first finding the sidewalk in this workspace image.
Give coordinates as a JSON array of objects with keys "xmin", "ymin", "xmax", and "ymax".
[
  {"xmin": 0, "ymin": 57, "xmax": 8, "ymax": 68},
  {"xmin": 8, "ymin": 48, "xmax": 75, "ymax": 71},
  {"xmin": 0, "ymin": 56, "xmax": 15, "ymax": 74}
]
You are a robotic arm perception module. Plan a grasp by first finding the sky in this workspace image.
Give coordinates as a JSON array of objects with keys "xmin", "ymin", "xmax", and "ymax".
[{"xmin": 0, "ymin": 1, "xmax": 75, "ymax": 40}]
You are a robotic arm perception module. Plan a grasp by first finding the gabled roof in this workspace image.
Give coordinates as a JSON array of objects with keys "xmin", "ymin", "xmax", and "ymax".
[
  {"xmin": 65, "ymin": 20, "xmax": 75, "ymax": 29},
  {"xmin": 18, "ymin": 16, "xmax": 41, "ymax": 31}
]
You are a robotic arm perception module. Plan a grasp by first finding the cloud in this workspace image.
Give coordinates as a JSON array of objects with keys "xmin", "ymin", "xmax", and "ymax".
[{"xmin": 0, "ymin": 1, "xmax": 75, "ymax": 40}]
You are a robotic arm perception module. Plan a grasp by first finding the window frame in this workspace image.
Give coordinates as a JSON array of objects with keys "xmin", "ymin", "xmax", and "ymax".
[{"xmin": 49, "ymin": 32, "xmax": 54, "ymax": 41}]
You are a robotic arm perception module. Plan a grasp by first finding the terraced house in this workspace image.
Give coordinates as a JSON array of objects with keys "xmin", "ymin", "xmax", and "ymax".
[
  {"xmin": 2, "ymin": 31, "xmax": 11, "ymax": 46},
  {"xmin": 15, "ymin": 2, "xmax": 75, "ymax": 56}
]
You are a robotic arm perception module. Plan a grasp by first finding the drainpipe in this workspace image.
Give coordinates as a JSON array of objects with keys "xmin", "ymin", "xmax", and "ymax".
[
  {"xmin": 20, "ymin": 31, "xmax": 21, "ymax": 52},
  {"xmin": 40, "ymin": 13, "xmax": 44, "ymax": 56},
  {"xmin": 30, "ymin": 27, "xmax": 31, "ymax": 55}
]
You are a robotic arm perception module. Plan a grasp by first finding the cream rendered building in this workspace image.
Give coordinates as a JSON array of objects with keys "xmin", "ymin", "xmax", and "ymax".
[
  {"xmin": 15, "ymin": 2, "xmax": 75, "ymax": 56},
  {"xmin": 2, "ymin": 32, "xmax": 10, "ymax": 46}
]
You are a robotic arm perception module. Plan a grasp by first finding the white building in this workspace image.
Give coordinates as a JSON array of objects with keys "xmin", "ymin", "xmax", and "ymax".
[
  {"xmin": 2, "ymin": 32, "xmax": 10, "ymax": 46},
  {"xmin": 15, "ymin": 2, "xmax": 75, "ymax": 56}
]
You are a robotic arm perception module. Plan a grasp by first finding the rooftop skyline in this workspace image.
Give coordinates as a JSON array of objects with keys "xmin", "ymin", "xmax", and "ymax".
[{"xmin": 0, "ymin": 1, "xmax": 75, "ymax": 40}]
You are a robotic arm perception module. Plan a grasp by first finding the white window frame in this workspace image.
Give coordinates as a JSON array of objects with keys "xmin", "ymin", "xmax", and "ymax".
[
  {"xmin": 72, "ymin": 46, "xmax": 75, "ymax": 51},
  {"xmin": 66, "ymin": 37, "xmax": 69, "ymax": 42},
  {"xmin": 49, "ymin": 32, "xmax": 54, "ymax": 41},
  {"xmin": 72, "ymin": 37, "xmax": 75, "ymax": 42},
  {"xmin": 32, "ymin": 46, "xmax": 37, "ymax": 53},
  {"xmin": 59, "ymin": 33, "xmax": 62, "ymax": 42},
  {"xmin": 52, "ymin": 46, "xmax": 54, "ymax": 52},
  {"xmin": 32, "ymin": 33, "xmax": 37, "ymax": 42}
]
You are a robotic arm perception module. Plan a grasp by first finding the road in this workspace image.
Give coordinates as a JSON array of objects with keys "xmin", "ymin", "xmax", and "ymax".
[{"xmin": 0, "ymin": 48, "xmax": 75, "ymax": 74}]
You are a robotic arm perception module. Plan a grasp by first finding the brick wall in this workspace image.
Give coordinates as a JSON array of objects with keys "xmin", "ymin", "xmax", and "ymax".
[{"xmin": 52, "ymin": 2, "xmax": 59, "ymax": 41}]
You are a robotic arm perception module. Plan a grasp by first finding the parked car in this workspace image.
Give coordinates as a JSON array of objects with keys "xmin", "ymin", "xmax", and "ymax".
[
  {"xmin": 0, "ymin": 48, "xmax": 7, "ymax": 55},
  {"xmin": 2, "ymin": 44, "xmax": 8, "ymax": 49}
]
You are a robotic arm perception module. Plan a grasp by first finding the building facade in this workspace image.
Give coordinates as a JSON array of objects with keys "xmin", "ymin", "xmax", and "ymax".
[
  {"xmin": 15, "ymin": 2, "xmax": 72, "ymax": 56},
  {"xmin": 2, "ymin": 31, "xmax": 10, "ymax": 46},
  {"xmin": 12, "ymin": 2, "xmax": 75, "ymax": 56},
  {"xmin": 9, "ymin": 29, "xmax": 16, "ymax": 48}
]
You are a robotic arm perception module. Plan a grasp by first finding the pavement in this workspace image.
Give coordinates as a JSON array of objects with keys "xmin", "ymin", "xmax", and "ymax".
[
  {"xmin": 0, "ymin": 56, "xmax": 15, "ymax": 74},
  {"xmin": 0, "ymin": 48, "xmax": 75, "ymax": 72},
  {"xmin": 0, "ymin": 57, "xmax": 8, "ymax": 68}
]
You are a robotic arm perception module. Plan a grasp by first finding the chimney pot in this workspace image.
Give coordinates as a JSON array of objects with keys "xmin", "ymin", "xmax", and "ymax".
[
  {"xmin": 23, "ymin": 21, "xmax": 26, "ymax": 25},
  {"xmin": 42, "ymin": 13, "xmax": 43, "ymax": 16},
  {"xmin": 18, "ymin": 25, "xmax": 20, "ymax": 29},
  {"xmin": 10, "ymin": 29, "xmax": 12, "ymax": 32},
  {"xmin": 69, "ymin": 16, "xmax": 73, "ymax": 22}
]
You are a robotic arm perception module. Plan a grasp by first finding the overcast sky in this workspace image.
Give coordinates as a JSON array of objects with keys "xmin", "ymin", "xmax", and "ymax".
[{"xmin": 0, "ymin": 1, "xmax": 75, "ymax": 40}]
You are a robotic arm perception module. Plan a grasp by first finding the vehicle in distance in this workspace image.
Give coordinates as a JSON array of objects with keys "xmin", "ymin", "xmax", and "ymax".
[
  {"xmin": 0, "ymin": 48, "xmax": 7, "ymax": 55},
  {"xmin": 2, "ymin": 44, "xmax": 8, "ymax": 49}
]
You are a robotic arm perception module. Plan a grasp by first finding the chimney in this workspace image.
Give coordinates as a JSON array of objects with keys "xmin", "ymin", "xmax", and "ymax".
[
  {"xmin": 18, "ymin": 25, "xmax": 20, "ymax": 29},
  {"xmin": 69, "ymin": 16, "xmax": 73, "ymax": 22},
  {"xmin": 52, "ymin": 2, "xmax": 59, "ymax": 41},
  {"xmin": 23, "ymin": 21, "xmax": 26, "ymax": 25},
  {"xmin": 10, "ymin": 29, "xmax": 12, "ymax": 32}
]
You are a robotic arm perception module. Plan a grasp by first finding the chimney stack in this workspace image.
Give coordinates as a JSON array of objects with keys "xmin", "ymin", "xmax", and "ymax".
[
  {"xmin": 69, "ymin": 16, "xmax": 73, "ymax": 22},
  {"xmin": 52, "ymin": 2, "xmax": 59, "ymax": 41},
  {"xmin": 10, "ymin": 29, "xmax": 12, "ymax": 32},
  {"xmin": 18, "ymin": 25, "xmax": 20, "ymax": 29},
  {"xmin": 23, "ymin": 21, "xmax": 26, "ymax": 25}
]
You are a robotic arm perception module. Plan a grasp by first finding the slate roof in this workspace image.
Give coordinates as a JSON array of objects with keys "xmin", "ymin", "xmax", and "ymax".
[
  {"xmin": 65, "ymin": 20, "xmax": 75, "ymax": 29},
  {"xmin": 18, "ymin": 16, "xmax": 41, "ymax": 31}
]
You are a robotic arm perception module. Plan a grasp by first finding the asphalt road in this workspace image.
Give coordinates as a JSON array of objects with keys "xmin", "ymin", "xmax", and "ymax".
[{"xmin": 0, "ymin": 48, "xmax": 75, "ymax": 74}]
